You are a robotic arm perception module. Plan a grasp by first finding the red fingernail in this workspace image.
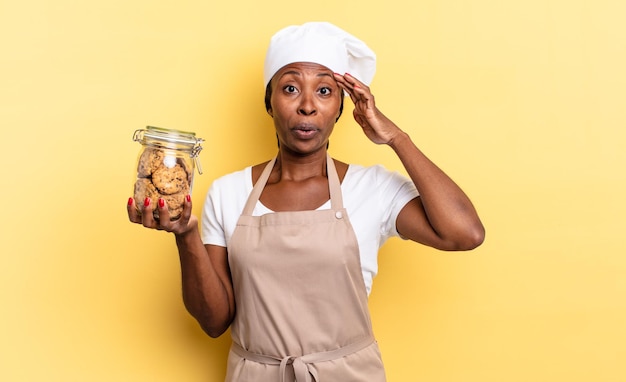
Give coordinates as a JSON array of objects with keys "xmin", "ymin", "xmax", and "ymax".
[
  {"xmin": 144, "ymin": 197, "xmax": 151, "ymax": 207},
  {"xmin": 158, "ymin": 198, "xmax": 165, "ymax": 208},
  {"xmin": 127, "ymin": 197, "xmax": 134, "ymax": 206},
  {"xmin": 186, "ymin": 194, "xmax": 191, "ymax": 202}
]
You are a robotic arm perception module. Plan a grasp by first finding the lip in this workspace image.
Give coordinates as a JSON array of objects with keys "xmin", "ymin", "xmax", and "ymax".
[{"xmin": 291, "ymin": 124, "xmax": 319, "ymax": 139}]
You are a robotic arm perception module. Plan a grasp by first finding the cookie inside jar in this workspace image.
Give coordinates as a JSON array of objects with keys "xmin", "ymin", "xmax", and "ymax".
[{"xmin": 134, "ymin": 147, "xmax": 193, "ymax": 220}]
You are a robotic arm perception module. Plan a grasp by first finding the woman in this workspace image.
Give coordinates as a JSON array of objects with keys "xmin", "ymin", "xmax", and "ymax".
[{"xmin": 128, "ymin": 22, "xmax": 484, "ymax": 382}]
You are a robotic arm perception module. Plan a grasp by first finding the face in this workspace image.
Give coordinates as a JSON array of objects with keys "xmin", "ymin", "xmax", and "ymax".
[{"xmin": 268, "ymin": 62, "xmax": 342, "ymax": 156}]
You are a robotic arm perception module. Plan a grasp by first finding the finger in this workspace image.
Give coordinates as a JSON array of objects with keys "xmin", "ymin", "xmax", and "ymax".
[
  {"xmin": 335, "ymin": 73, "xmax": 364, "ymax": 98},
  {"xmin": 161, "ymin": 194, "xmax": 193, "ymax": 235},
  {"xmin": 344, "ymin": 73, "xmax": 369, "ymax": 91},
  {"xmin": 354, "ymin": 112, "xmax": 369, "ymax": 129},
  {"xmin": 352, "ymin": 84, "xmax": 375, "ymax": 110},
  {"xmin": 343, "ymin": 73, "xmax": 374, "ymax": 104},
  {"xmin": 184, "ymin": 194, "xmax": 193, "ymax": 216},
  {"xmin": 339, "ymin": 82, "xmax": 361, "ymax": 107},
  {"xmin": 154, "ymin": 198, "xmax": 171, "ymax": 231},
  {"xmin": 333, "ymin": 72, "xmax": 348, "ymax": 86},
  {"xmin": 345, "ymin": 86, "xmax": 359, "ymax": 105},
  {"xmin": 141, "ymin": 197, "xmax": 159, "ymax": 229},
  {"xmin": 127, "ymin": 197, "xmax": 142, "ymax": 224},
  {"xmin": 334, "ymin": 74, "xmax": 358, "ymax": 102},
  {"xmin": 175, "ymin": 195, "xmax": 193, "ymax": 229},
  {"xmin": 155, "ymin": 195, "xmax": 192, "ymax": 234}
]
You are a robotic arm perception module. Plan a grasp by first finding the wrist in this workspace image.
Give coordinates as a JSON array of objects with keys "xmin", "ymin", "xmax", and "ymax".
[
  {"xmin": 387, "ymin": 130, "xmax": 411, "ymax": 150},
  {"xmin": 175, "ymin": 221, "xmax": 200, "ymax": 242}
]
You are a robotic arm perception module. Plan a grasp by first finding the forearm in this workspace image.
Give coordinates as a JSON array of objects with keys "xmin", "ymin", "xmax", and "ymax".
[
  {"xmin": 175, "ymin": 228, "xmax": 234, "ymax": 337},
  {"xmin": 389, "ymin": 131, "xmax": 485, "ymax": 249}
]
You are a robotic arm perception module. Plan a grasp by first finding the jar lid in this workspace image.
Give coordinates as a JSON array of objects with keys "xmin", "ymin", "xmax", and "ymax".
[{"xmin": 133, "ymin": 126, "xmax": 204, "ymax": 157}]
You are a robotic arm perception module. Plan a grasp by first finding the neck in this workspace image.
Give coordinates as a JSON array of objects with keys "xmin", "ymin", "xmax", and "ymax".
[{"xmin": 273, "ymin": 149, "xmax": 328, "ymax": 182}]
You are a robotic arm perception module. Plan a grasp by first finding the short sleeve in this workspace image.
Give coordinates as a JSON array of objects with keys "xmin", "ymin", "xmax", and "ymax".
[
  {"xmin": 376, "ymin": 166, "xmax": 419, "ymax": 241},
  {"xmin": 200, "ymin": 168, "xmax": 251, "ymax": 247},
  {"xmin": 201, "ymin": 183, "xmax": 227, "ymax": 247}
]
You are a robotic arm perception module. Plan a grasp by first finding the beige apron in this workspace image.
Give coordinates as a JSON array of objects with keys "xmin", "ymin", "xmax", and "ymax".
[{"xmin": 225, "ymin": 154, "xmax": 386, "ymax": 382}]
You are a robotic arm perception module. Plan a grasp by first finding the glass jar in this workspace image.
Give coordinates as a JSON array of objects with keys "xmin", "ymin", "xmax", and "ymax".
[{"xmin": 132, "ymin": 126, "xmax": 204, "ymax": 220}]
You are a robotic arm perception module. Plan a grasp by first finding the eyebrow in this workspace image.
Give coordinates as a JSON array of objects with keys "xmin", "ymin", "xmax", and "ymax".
[{"xmin": 279, "ymin": 70, "xmax": 334, "ymax": 80}]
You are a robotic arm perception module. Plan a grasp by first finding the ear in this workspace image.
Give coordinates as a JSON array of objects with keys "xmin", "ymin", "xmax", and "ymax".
[{"xmin": 267, "ymin": 108, "xmax": 273, "ymax": 117}]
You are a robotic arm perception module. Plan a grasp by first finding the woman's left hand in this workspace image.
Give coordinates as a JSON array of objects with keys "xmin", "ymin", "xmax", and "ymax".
[
  {"xmin": 335, "ymin": 74, "xmax": 484, "ymax": 251},
  {"xmin": 334, "ymin": 73, "xmax": 402, "ymax": 145}
]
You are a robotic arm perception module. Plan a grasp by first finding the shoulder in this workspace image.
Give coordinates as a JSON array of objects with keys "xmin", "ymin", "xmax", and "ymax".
[
  {"xmin": 344, "ymin": 162, "xmax": 404, "ymax": 185},
  {"xmin": 212, "ymin": 167, "xmax": 248, "ymax": 186},
  {"xmin": 208, "ymin": 166, "xmax": 251, "ymax": 198},
  {"xmin": 250, "ymin": 160, "xmax": 272, "ymax": 186},
  {"xmin": 343, "ymin": 162, "xmax": 418, "ymax": 203},
  {"xmin": 204, "ymin": 166, "xmax": 252, "ymax": 218}
]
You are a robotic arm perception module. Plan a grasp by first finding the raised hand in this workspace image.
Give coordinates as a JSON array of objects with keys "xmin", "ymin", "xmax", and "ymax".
[{"xmin": 333, "ymin": 73, "xmax": 402, "ymax": 145}]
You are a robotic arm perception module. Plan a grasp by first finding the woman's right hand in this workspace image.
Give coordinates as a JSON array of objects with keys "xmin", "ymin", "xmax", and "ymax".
[{"xmin": 127, "ymin": 196, "xmax": 197, "ymax": 236}]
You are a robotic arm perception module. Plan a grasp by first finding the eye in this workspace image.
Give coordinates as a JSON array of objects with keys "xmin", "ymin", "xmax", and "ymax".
[
  {"xmin": 319, "ymin": 87, "xmax": 332, "ymax": 96},
  {"xmin": 283, "ymin": 85, "xmax": 298, "ymax": 94}
]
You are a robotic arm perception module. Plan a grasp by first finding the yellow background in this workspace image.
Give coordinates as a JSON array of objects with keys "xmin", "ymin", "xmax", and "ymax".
[{"xmin": 1, "ymin": 0, "xmax": 625, "ymax": 381}]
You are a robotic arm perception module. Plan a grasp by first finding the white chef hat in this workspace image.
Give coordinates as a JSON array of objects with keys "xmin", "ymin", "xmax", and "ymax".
[{"xmin": 263, "ymin": 22, "xmax": 376, "ymax": 88}]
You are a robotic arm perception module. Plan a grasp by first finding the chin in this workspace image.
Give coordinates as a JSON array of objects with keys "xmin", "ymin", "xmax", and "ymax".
[{"xmin": 282, "ymin": 144, "xmax": 326, "ymax": 156}]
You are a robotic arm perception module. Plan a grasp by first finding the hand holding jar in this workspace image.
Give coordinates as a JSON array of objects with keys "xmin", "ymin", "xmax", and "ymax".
[{"xmin": 127, "ymin": 126, "xmax": 203, "ymax": 229}]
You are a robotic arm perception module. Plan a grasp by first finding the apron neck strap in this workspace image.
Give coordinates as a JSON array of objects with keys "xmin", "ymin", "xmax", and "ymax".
[
  {"xmin": 242, "ymin": 152, "xmax": 343, "ymax": 216},
  {"xmin": 325, "ymin": 153, "xmax": 343, "ymax": 210}
]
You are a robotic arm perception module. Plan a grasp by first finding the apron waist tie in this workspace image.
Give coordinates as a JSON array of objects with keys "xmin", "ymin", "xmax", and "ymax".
[{"xmin": 231, "ymin": 334, "xmax": 375, "ymax": 382}]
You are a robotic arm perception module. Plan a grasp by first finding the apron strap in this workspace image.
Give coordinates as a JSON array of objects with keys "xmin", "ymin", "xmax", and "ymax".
[
  {"xmin": 241, "ymin": 153, "xmax": 343, "ymax": 216},
  {"xmin": 231, "ymin": 334, "xmax": 374, "ymax": 382},
  {"xmin": 241, "ymin": 156, "xmax": 276, "ymax": 216},
  {"xmin": 325, "ymin": 153, "xmax": 343, "ymax": 211}
]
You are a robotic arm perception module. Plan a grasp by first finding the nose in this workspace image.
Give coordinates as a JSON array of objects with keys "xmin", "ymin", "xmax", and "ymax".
[{"xmin": 297, "ymin": 93, "xmax": 316, "ymax": 116}]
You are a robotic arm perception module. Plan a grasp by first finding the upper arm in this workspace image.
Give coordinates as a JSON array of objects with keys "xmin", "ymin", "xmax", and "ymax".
[
  {"xmin": 395, "ymin": 196, "xmax": 454, "ymax": 250},
  {"xmin": 396, "ymin": 196, "xmax": 485, "ymax": 251}
]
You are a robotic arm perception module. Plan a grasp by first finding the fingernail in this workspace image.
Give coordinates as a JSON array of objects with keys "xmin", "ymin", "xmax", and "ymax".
[
  {"xmin": 186, "ymin": 194, "xmax": 191, "ymax": 202},
  {"xmin": 144, "ymin": 197, "xmax": 151, "ymax": 207},
  {"xmin": 158, "ymin": 198, "xmax": 165, "ymax": 208},
  {"xmin": 127, "ymin": 197, "xmax": 134, "ymax": 206}
]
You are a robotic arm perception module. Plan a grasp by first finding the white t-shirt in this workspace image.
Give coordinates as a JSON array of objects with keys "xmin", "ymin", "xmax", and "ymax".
[{"xmin": 201, "ymin": 163, "xmax": 419, "ymax": 295}]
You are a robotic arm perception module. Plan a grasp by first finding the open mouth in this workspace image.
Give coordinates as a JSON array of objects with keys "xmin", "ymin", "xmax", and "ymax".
[{"xmin": 292, "ymin": 125, "xmax": 318, "ymax": 139}]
